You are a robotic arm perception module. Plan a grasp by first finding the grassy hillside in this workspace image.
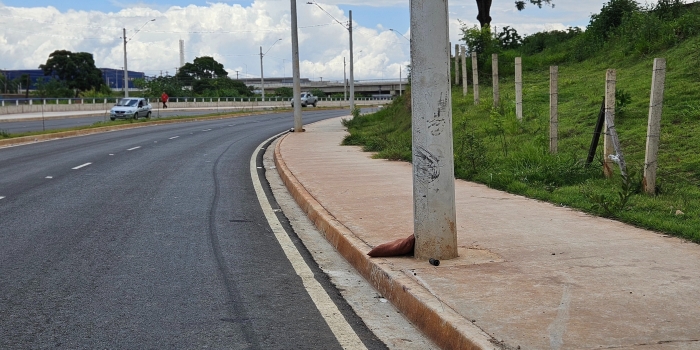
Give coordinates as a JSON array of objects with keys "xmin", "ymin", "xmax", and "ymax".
[{"xmin": 343, "ymin": 1, "xmax": 700, "ymax": 242}]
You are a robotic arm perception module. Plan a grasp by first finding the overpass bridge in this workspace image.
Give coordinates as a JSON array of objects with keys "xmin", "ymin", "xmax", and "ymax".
[{"xmin": 240, "ymin": 78, "xmax": 409, "ymax": 97}]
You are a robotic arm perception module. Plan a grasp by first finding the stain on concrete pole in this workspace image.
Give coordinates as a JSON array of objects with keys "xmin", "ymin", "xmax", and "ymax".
[{"xmin": 410, "ymin": 0, "xmax": 458, "ymax": 261}]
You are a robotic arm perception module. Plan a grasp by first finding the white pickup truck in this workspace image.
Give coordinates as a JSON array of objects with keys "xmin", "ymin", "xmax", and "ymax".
[
  {"xmin": 110, "ymin": 98, "xmax": 152, "ymax": 121},
  {"xmin": 291, "ymin": 92, "xmax": 318, "ymax": 107}
]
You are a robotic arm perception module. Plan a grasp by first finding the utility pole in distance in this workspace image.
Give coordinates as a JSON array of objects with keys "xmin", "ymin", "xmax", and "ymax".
[
  {"xmin": 410, "ymin": 0, "xmax": 458, "ymax": 261},
  {"xmin": 123, "ymin": 28, "xmax": 129, "ymax": 97}
]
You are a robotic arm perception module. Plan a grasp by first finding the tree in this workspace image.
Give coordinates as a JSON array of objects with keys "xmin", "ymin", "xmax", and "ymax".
[
  {"xmin": 275, "ymin": 87, "xmax": 293, "ymax": 97},
  {"xmin": 0, "ymin": 71, "xmax": 8, "ymax": 94},
  {"xmin": 175, "ymin": 56, "xmax": 228, "ymax": 86},
  {"xmin": 39, "ymin": 50, "xmax": 104, "ymax": 97},
  {"xmin": 475, "ymin": 0, "xmax": 554, "ymax": 28},
  {"xmin": 35, "ymin": 77, "xmax": 77, "ymax": 98},
  {"xmin": 310, "ymin": 88, "xmax": 326, "ymax": 98},
  {"xmin": 140, "ymin": 76, "xmax": 183, "ymax": 98}
]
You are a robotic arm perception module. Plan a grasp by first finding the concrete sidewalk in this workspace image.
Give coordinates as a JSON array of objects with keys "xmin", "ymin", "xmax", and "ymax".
[{"xmin": 274, "ymin": 117, "xmax": 700, "ymax": 350}]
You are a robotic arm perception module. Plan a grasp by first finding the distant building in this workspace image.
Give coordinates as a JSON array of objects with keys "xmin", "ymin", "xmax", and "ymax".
[{"xmin": 1, "ymin": 68, "xmax": 145, "ymax": 91}]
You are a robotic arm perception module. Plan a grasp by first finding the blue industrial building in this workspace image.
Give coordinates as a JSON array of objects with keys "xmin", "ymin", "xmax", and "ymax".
[{"xmin": 1, "ymin": 68, "xmax": 145, "ymax": 92}]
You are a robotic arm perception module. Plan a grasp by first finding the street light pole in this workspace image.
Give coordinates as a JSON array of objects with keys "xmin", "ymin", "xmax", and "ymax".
[
  {"xmin": 306, "ymin": 2, "xmax": 354, "ymax": 111},
  {"xmin": 260, "ymin": 46, "xmax": 264, "ymax": 101},
  {"xmin": 291, "ymin": 0, "xmax": 303, "ymax": 132},
  {"xmin": 123, "ymin": 28, "xmax": 128, "ymax": 97},
  {"xmin": 260, "ymin": 38, "xmax": 282, "ymax": 102},
  {"xmin": 123, "ymin": 19, "xmax": 155, "ymax": 98},
  {"xmin": 343, "ymin": 57, "xmax": 347, "ymax": 101},
  {"xmin": 349, "ymin": 10, "xmax": 355, "ymax": 112}
]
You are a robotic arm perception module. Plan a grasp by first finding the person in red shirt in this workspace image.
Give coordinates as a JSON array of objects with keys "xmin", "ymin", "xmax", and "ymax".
[{"xmin": 161, "ymin": 92, "xmax": 169, "ymax": 108}]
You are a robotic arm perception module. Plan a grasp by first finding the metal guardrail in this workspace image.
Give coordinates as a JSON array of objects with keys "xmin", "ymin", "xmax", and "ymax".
[{"xmin": 0, "ymin": 95, "xmax": 395, "ymax": 106}]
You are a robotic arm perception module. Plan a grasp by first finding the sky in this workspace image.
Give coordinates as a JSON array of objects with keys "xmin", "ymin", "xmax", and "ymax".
[{"xmin": 0, "ymin": 0, "xmax": 666, "ymax": 82}]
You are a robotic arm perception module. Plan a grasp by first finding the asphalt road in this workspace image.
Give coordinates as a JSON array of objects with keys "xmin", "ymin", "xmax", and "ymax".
[
  {"xmin": 0, "ymin": 107, "xmax": 264, "ymax": 134},
  {"xmin": 0, "ymin": 110, "xmax": 385, "ymax": 349}
]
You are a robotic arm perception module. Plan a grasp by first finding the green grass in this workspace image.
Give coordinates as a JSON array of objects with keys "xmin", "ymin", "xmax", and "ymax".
[{"xmin": 343, "ymin": 36, "xmax": 700, "ymax": 243}]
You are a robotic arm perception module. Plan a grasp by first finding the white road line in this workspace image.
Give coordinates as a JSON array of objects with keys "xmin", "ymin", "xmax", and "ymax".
[
  {"xmin": 0, "ymin": 196, "xmax": 5, "ymax": 200},
  {"xmin": 45, "ymin": 176, "xmax": 53, "ymax": 179},
  {"xmin": 169, "ymin": 136, "xmax": 179, "ymax": 139},
  {"xmin": 127, "ymin": 146, "xmax": 141, "ymax": 151},
  {"xmin": 250, "ymin": 135, "xmax": 367, "ymax": 350},
  {"xmin": 202, "ymin": 129, "xmax": 212, "ymax": 131},
  {"xmin": 72, "ymin": 162, "xmax": 92, "ymax": 170}
]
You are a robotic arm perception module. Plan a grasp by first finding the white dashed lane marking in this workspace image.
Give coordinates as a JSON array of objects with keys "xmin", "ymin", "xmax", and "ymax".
[
  {"xmin": 127, "ymin": 146, "xmax": 141, "ymax": 151},
  {"xmin": 202, "ymin": 129, "xmax": 212, "ymax": 131},
  {"xmin": 169, "ymin": 136, "xmax": 179, "ymax": 139},
  {"xmin": 45, "ymin": 176, "xmax": 53, "ymax": 179},
  {"xmin": 72, "ymin": 163, "xmax": 92, "ymax": 170},
  {"xmin": 0, "ymin": 196, "xmax": 5, "ymax": 200}
]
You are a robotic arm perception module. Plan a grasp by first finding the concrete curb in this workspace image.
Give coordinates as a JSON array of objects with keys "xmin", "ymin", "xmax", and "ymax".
[{"xmin": 273, "ymin": 133, "xmax": 498, "ymax": 350}]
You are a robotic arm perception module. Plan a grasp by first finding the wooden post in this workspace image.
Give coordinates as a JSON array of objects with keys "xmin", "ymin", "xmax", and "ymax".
[
  {"xmin": 604, "ymin": 69, "xmax": 627, "ymax": 178},
  {"xmin": 492, "ymin": 54, "xmax": 499, "ymax": 107},
  {"xmin": 549, "ymin": 66, "xmax": 558, "ymax": 154},
  {"xmin": 454, "ymin": 44, "xmax": 460, "ymax": 85},
  {"xmin": 461, "ymin": 45, "xmax": 468, "ymax": 97},
  {"xmin": 410, "ymin": 0, "xmax": 458, "ymax": 261},
  {"xmin": 515, "ymin": 57, "xmax": 523, "ymax": 120},
  {"xmin": 643, "ymin": 58, "xmax": 666, "ymax": 194},
  {"xmin": 472, "ymin": 52, "xmax": 479, "ymax": 105}
]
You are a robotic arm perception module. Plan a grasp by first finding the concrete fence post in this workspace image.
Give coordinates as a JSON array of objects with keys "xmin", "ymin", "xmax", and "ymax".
[
  {"xmin": 644, "ymin": 58, "xmax": 666, "ymax": 194},
  {"xmin": 461, "ymin": 45, "xmax": 468, "ymax": 96},
  {"xmin": 410, "ymin": 0, "xmax": 458, "ymax": 261},
  {"xmin": 472, "ymin": 52, "xmax": 479, "ymax": 105},
  {"xmin": 492, "ymin": 54, "xmax": 499, "ymax": 107},
  {"xmin": 604, "ymin": 69, "xmax": 627, "ymax": 178},
  {"xmin": 550, "ymin": 66, "xmax": 558, "ymax": 154},
  {"xmin": 515, "ymin": 57, "xmax": 523, "ymax": 120},
  {"xmin": 454, "ymin": 43, "xmax": 460, "ymax": 85}
]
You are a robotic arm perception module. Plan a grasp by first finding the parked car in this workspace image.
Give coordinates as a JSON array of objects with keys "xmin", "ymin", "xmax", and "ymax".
[
  {"xmin": 291, "ymin": 92, "xmax": 318, "ymax": 107},
  {"xmin": 110, "ymin": 98, "xmax": 152, "ymax": 121}
]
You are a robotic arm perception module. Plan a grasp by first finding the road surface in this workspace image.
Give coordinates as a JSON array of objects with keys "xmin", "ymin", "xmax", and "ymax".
[{"xmin": 0, "ymin": 110, "xmax": 386, "ymax": 349}]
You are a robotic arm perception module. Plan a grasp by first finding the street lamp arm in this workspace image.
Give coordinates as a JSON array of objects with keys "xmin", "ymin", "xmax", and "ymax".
[
  {"xmin": 389, "ymin": 28, "xmax": 410, "ymax": 42},
  {"xmin": 263, "ymin": 38, "xmax": 283, "ymax": 56},
  {"xmin": 128, "ymin": 19, "xmax": 156, "ymax": 42},
  {"xmin": 307, "ymin": 1, "xmax": 348, "ymax": 31}
]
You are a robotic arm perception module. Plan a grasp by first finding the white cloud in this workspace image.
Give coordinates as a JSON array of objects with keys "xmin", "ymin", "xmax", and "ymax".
[{"xmin": 0, "ymin": 0, "xmax": 664, "ymax": 80}]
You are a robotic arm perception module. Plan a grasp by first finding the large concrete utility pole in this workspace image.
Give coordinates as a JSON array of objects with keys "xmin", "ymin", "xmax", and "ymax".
[
  {"xmin": 410, "ymin": 0, "xmax": 458, "ymax": 261},
  {"xmin": 290, "ymin": 0, "xmax": 303, "ymax": 131}
]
